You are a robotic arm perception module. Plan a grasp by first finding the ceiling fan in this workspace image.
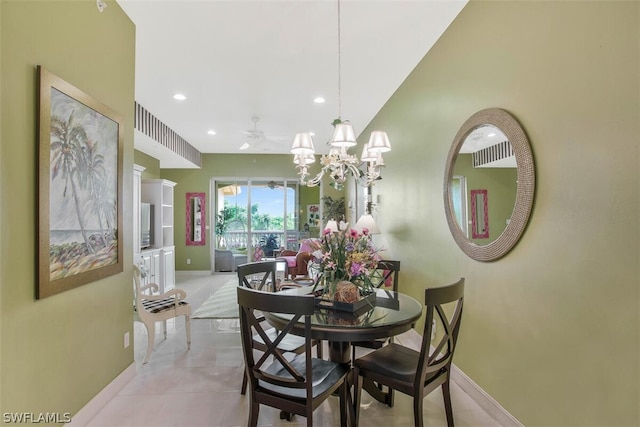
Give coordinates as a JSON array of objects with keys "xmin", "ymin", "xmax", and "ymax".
[
  {"xmin": 239, "ymin": 116, "xmax": 288, "ymax": 151},
  {"xmin": 239, "ymin": 116, "xmax": 265, "ymax": 150},
  {"xmin": 266, "ymin": 180, "xmax": 284, "ymax": 190}
]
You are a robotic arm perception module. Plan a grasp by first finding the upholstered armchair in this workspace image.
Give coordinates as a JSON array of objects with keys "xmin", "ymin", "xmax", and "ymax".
[
  {"xmin": 214, "ymin": 249, "xmax": 247, "ymax": 272},
  {"xmin": 277, "ymin": 238, "xmax": 317, "ymax": 280}
]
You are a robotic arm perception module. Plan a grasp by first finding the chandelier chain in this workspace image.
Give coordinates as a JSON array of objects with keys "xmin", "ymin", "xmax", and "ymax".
[
  {"xmin": 337, "ymin": 0, "xmax": 342, "ymax": 120},
  {"xmin": 289, "ymin": 0, "xmax": 391, "ymax": 190}
]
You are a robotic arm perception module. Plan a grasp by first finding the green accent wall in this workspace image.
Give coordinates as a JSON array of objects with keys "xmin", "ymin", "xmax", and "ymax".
[
  {"xmin": 1, "ymin": 0, "xmax": 135, "ymax": 418},
  {"xmin": 134, "ymin": 149, "xmax": 161, "ymax": 180},
  {"xmin": 299, "ymin": 185, "xmax": 320, "ymax": 232},
  {"xmin": 360, "ymin": 1, "xmax": 639, "ymax": 425}
]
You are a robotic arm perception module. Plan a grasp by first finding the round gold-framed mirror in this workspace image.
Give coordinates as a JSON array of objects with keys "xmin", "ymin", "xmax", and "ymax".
[{"xmin": 443, "ymin": 108, "xmax": 535, "ymax": 261}]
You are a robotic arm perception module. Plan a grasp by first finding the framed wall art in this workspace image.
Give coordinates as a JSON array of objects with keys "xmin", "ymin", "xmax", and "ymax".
[
  {"xmin": 37, "ymin": 66, "xmax": 123, "ymax": 299},
  {"xmin": 307, "ymin": 204, "xmax": 320, "ymax": 228}
]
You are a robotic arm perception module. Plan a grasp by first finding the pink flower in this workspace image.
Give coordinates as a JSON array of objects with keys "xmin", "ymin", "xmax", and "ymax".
[
  {"xmin": 362, "ymin": 228, "xmax": 370, "ymax": 236},
  {"xmin": 349, "ymin": 229, "xmax": 359, "ymax": 238},
  {"xmin": 322, "ymin": 228, "xmax": 332, "ymax": 236}
]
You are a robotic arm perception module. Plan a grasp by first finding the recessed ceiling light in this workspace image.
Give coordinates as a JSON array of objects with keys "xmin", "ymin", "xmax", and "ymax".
[
  {"xmin": 207, "ymin": 130, "xmax": 216, "ymax": 135},
  {"xmin": 313, "ymin": 97, "xmax": 325, "ymax": 104},
  {"xmin": 173, "ymin": 93, "xmax": 186, "ymax": 101}
]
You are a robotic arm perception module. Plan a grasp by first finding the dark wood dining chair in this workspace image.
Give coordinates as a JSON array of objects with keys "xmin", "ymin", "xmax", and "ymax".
[
  {"xmin": 237, "ymin": 260, "xmax": 279, "ymax": 292},
  {"xmin": 353, "ymin": 278, "xmax": 465, "ymax": 427},
  {"xmin": 237, "ymin": 261, "xmax": 322, "ymax": 395},
  {"xmin": 237, "ymin": 286, "xmax": 349, "ymax": 426}
]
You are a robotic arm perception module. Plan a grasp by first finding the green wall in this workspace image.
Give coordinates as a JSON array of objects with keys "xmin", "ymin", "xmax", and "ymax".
[
  {"xmin": 134, "ymin": 149, "xmax": 161, "ymax": 180},
  {"xmin": 362, "ymin": 1, "xmax": 639, "ymax": 425},
  {"xmin": 300, "ymin": 185, "xmax": 321, "ymax": 232},
  {"xmin": 1, "ymin": 0, "xmax": 135, "ymax": 419}
]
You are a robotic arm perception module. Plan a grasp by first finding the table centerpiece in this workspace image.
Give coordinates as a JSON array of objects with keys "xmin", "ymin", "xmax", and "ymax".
[{"xmin": 310, "ymin": 223, "xmax": 381, "ymax": 312}]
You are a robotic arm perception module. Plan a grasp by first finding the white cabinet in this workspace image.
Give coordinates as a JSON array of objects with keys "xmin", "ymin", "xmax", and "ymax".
[
  {"xmin": 139, "ymin": 179, "xmax": 176, "ymax": 293},
  {"xmin": 137, "ymin": 248, "xmax": 161, "ymax": 289},
  {"xmin": 136, "ymin": 248, "xmax": 174, "ymax": 294},
  {"xmin": 141, "ymin": 179, "xmax": 176, "ymax": 249},
  {"xmin": 162, "ymin": 246, "xmax": 175, "ymax": 292},
  {"xmin": 133, "ymin": 164, "xmax": 145, "ymax": 256}
]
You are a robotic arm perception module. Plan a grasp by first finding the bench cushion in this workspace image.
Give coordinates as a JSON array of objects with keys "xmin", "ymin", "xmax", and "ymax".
[{"xmin": 142, "ymin": 298, "xmax": 188, "ymax": 313}]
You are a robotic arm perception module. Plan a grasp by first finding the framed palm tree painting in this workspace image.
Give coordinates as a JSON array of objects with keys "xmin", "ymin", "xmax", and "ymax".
[{"xmin": 37, "ymin": 67, "xmax": 123, "ymax": 299}]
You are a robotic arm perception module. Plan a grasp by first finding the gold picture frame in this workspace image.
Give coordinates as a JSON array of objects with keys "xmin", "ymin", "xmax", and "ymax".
[{"xmin": 37, "ymin": 67, "xmax": 123, "ymax": 298}]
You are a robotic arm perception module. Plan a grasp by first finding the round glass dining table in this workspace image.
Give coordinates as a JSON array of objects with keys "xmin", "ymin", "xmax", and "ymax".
[{"xmin": 264, "ymin": 287, "xmax": 423, "ymax": 364}]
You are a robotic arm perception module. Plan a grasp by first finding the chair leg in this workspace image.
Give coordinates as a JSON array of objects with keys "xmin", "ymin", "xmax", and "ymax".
[
  {"xmin": 162, "ymin": 320, "xmax": 167, "ymax": 340},
  {"xmin": 184, "ymin": 314, "xmax": 192, "ymax": 350},
  {"xmin": 316, "ymin": 340, "xmax": 323, "ymax": 359},
  {"xmin": 241, "ymin": 369, "xmax": 248, "ymax": 395},
  {"xmin": 142, "ymin": 321, "xmax": 155, "ymax": 364},
  {"xmin": 353, "ymin": 367, "xmax": 362, "ymax": 427},
  {"xmin": 442, "ymin": 380, "xmax": 454, "ymax": 427},
  {"xmin": 249, "ymin": 398, "xmax": 259, "ymax": 426},
  {"xmin": 413, "ymin": 393, "xmax": 424, "ymax": 427},
  {"xmin": 339, "ymin": 381, "xmax": 347, "ymax": 427},
  {"xmin": 386, "ymin": 388, "xmax": 395, "ymax": 407}
]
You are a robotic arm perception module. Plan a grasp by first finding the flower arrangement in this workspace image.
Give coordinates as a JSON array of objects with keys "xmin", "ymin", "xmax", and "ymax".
[{"xmin": 310, "ymin": 224, "xmax": 380, "ymax": 302}]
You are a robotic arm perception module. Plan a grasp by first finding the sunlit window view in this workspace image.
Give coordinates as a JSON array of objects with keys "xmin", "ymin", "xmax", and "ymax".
[{"xmin": 214, "ymin": 179, "xmax": 304, "ymax": 271}]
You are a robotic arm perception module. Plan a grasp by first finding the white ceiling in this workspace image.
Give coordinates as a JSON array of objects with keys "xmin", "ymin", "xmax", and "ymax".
[{"xmin": 117, "ymin": 0, "xmax": 468, "ymax": 168}]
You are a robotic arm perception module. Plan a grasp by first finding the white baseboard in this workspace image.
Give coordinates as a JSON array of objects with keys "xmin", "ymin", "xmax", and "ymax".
[
  {"xmin": 451, "ymin": 365, "xmax": 523, "ymax": 427},
  {"xmin": 399, "ymin": 329, "xmax": 522, "ymax": 427},
  {"xmin": 175, "ymin": 270, "xmax": 212, "ymax": 275},
  {"xmin": 66, "ymin": 363, "xmax": 136, "ymax": 427}
]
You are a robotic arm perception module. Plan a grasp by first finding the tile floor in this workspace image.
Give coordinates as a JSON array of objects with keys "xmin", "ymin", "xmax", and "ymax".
[{"xmin": 88, "ymin": 271, "xmax": 502, "ymax": 426}]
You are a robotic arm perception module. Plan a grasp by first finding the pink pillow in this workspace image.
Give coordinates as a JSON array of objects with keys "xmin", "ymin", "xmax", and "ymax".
[{"xmin": 298, "ymin": 238, "xmax": 318, "ymax": 254}]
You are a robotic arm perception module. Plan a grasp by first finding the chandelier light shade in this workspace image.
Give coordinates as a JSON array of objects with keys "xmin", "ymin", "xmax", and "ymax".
[
  {"xmin": 367, "ymin": 131, "xmax": 392, "ymax": 153},
  {"xmin": 293, "ymin": 153, "xmax": 316, "ymax": 165},
  {"xmin": 290, "ymin": 132, "xmax": 315, "ymax": 155},
  {"xmin": 330, "ymin": 121, "xmax": 357, "ymax": 148},
  {"xmin": 361, "ymin": 142, "xmax": 376, "ymax": 162},
  {"xmin": 290, "ymin": 0, "xmax": 391, "ymax": 190}
]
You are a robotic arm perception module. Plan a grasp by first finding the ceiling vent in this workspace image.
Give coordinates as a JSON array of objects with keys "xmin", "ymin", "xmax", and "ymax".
[{"xmin": 472, "ymin": 140, "xmax": 515, "ymax": 168}]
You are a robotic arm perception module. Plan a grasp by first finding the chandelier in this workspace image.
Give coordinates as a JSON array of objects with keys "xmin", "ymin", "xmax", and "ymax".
[{"xmin": 290, "ymin": 0, "xmax": 391, "ymax": 191}]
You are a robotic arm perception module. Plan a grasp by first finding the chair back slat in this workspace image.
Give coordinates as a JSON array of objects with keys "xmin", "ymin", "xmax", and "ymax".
[
  {"xmin": 237, "ymin": 286, "xmax": 316, "ymax": 395},
  {"xmin": 237, "ymin": 261, "xmax": 278, "ymax": 292},
  {"xmin": 417, "ymin": 278, "xmax": 465, "ymax": 384},
  {"xmin": 371, "ymin": 260, "xmax": 400, "ymax": 291}
]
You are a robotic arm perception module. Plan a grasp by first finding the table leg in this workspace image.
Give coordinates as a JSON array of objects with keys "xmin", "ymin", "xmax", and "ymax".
[{"xmin": 328, "ymin": 341, "xmax": 351, "ymax": 364}]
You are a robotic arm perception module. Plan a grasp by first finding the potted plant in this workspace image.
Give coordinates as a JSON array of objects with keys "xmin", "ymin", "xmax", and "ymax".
[
  {"xmin": 215, "ymin": 207, "xmax": 232, "ymax": 248},
  {"xmin": 321, "ymin": 196, "xmax": 346, "ymax": 222},
  {"xmin": 259, "ymin": 233, "xmax": 280, "ymax": 257}
]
